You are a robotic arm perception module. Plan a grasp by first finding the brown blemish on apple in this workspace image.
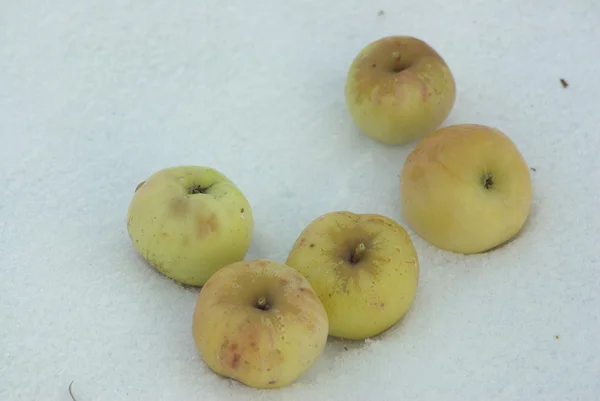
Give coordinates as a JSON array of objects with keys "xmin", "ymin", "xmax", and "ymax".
[
  {"xmin": 254, "ymin": 260, "xmax": 269, "ymax": 268},
  {"xmin": 231, "ymin": 353, "xmax": 240, "ymax": 369},
  {"xmin": 310, "ymin": 243, "xmax": 315, "ymax": 248},
  {"xmin": 269, "ymin": 380, "xmax": 277, "ymax": 385},
  {"xmin": 195, "ymin": 213, "xmax": 218, "ymax": 238},
  {"xmin": 169, "ymin": 197, "xmax": 189, "ymax": 217},
  {"xmin": 349, "ymin": 36, "xmax": 446, "ymax": 106},
  {"xmin": 280, "ymin": 279, "xmax": 288, "ymax": 286}
]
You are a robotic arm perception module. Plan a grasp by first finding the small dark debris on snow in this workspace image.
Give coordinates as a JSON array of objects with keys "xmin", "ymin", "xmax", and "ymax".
[
  {"xmin": 378, "ymin": 10, "xmax": 385, "ymax": 16},
  {"xmin": 69, "ymin": 381, "xmax": 77, "ymax": 401},
  {"xmin": 344, "ymin": 346, "xmax": 348, "ymax": 350},
  {"xmin": 560, "ymin": 78, "xmax": 569, "ymax": 88},
  {"xmin": 530, "ymin": 167, "xmax": 536, "ymax": 172}
]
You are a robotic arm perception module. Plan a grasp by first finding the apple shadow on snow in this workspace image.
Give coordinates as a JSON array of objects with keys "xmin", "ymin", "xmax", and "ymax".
[
  {"xmin": 125, "ymin": 226, "xmax": 285, "ymax": 295},
  {"xmin": 127, "ymin": 245, "xmax": 205, "ymax": 294}
]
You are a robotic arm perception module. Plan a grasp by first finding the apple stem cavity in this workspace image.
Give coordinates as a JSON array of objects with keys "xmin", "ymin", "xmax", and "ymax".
[
  {"xmin": 350, "ymin": 242, "xmax": 367, "ymax": 264},
  {"xmin": 391, "ymin": 51, "xmax": 407, "ymax": 73},
  {"xmin": 255, "ymin": 296, "xmax": 272, "ymax": 311}
]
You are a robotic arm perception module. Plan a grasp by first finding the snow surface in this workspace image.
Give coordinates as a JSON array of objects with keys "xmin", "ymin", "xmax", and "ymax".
[{"xmin": 1, "ymin": 1, "xmax": 599, "ymax": 400}]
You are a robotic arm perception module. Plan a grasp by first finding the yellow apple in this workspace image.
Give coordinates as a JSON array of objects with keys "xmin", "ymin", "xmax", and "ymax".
[
  {"xmin": 344, "ymin": 35, "xmax": 456, "ymax": 145},
  {"xmin": 126, "ymin": 166, "xmax": 253, "ymax": 286},
  {"xmin": 192, "ymin": 259, "xmax": 329, "ymax": 389},
  {"xmin": 285, "ymin": 211, "xmax": 419, "ymax": 340},
  {"xmin": 400, "ymin": 123, "xmax": 533, "ymax": 254}
]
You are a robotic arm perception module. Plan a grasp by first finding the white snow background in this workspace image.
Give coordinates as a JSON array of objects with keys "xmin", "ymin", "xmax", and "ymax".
[{"xmin": 1, "ymin": 1, "xmax": 599, "ymax": 400}]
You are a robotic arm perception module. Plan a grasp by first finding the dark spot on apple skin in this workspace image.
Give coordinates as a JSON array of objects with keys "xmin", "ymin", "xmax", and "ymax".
[
  {"xmin": 380, "ymin": 303, "xmax": 385, "ymax": 308},
  {"xmin": 241, "ymin": 208, "xmax": 245, "ymax": 213},
  {"xmin": 310, "ymin": 243, "xmax": 315, "ymax": 248},
  {"xmin": 280, "ymin": 279, "xmax": 288, "ymax": 286},
  {"xmin": 268, "ymin": 380, "xmax": 277, "ymax": 385}
]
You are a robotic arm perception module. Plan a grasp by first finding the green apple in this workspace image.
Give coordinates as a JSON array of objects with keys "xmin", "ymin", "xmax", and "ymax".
[
  {"xmin": 344, "ymin": 35, "xmax": 456, "ymax": 145},
  {"xmin": 285, "ymin": 211, "xmax": 419, "ymax": 340},
  {"xmin": 126, "ymin": 166, "xmax": 253, "ymax": 286},
  {"xmin": 192, "ymin": 259, "xmax": 329, "ymax": 389},
  {"xmin": 400, "ymin": 123, "xmax": 533, "ymax": 254}
]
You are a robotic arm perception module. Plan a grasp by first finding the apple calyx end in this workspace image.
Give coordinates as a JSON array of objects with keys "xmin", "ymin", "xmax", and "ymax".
[
  {"xmin": 481, "ymin": 172, "xmax": 495, "ymax": 190},
  {"xmin": 188, "ymin": 184, "xmax": 214, "ymax": 195}
]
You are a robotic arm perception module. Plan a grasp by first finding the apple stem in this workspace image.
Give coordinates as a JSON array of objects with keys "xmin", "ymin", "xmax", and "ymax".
[
  {"xmin": 351, "ymin": 243, "xmax": 366, "ymax": 264},
  {"xmin": 255, "ymin": 296, "xmax": 271, "ymax": 311}
]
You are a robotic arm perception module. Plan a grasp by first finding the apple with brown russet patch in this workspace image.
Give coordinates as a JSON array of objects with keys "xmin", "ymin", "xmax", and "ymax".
[
  {"xmin": 400, "ymin": 123, "xmax": 533, "ymax": 254},
  {"xmin": 126, "ymin": 166, "xmax": 253, "ymax": 286},
  {"xmin": 344, "ymin": 35, "xmax": 456, "ymax": 145},
  {"xmin": 192, "ymin": 259, "xmax": 329, "ymax": 389},
  {"xmin": 285, "ymin": 211, "xmax": 419, "ymax": 340}
]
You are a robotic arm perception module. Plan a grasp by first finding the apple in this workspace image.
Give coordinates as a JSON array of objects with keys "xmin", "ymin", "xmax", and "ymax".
[
  {"xmin": 126, "ymin": 166, "xmax": 254, "ymax": 286},
  {"xmin": 344, "ymin": 35, "xmax": 456, "ymax": 146},
  {"xmin": 192, "ymin": 259, "xmax": 329, "ymax": 389},
  {"xmin": 400, "ymin": 123, "xmax": 533, "ymax": 254},
  {"xmin": 285, "ymin": 211, "xmax": 419, "ymax": 340}
]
